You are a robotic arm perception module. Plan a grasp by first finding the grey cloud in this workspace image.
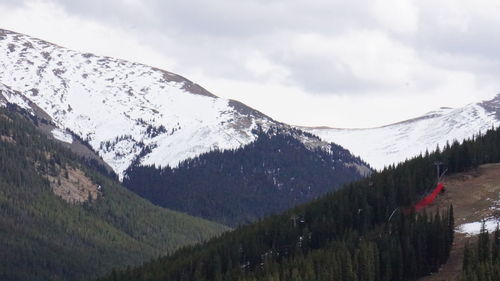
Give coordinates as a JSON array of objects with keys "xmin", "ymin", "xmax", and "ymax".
[
  {"xmin": 419, "ymin": 17, "xmax": 500, "ymax": 58},
  {"xmin": 44, "ymin": 0, "xmax": 386, "ymax": 89},
  {"xmin": 277, "ymin": 55, "xmax": 385, "ymax": 94},
  {"xmin": 36, "ymin": 0, "xmax": 500, "ymax": 96},
  {"xmin": 49, "ymin": 0, "xmax": 379, "ymax": 38},
  {"xmin": 49, "ymin": 0, "xmax": 156, "ymax": 28},
  {"xmin": 1, "ymin": 0, "xmax": 29, "ymax": 8},
  {"xmin": 405, "ymin": 3, "xmax": 500, "ymax": 77}
]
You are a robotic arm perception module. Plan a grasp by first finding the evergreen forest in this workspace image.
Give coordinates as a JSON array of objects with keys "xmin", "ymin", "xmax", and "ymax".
[
  {"xmin": 462, "ymin": 223, "xmax": 500, "ymax": 281},
  {"xmin": 124, "ymin": 128, "xmax": 368, "ymax": 226},
  {"xmin": 0, "ymin": 107, "xmax": 228, "ymax": 281},
  {"xmin": 101, "ymin": 126, "xmax": 500, "ymax": 281}
]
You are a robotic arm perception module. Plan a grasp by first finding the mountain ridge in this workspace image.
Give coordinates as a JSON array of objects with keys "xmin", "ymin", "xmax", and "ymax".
[
  {"xmin": 302, "ymin": 95, "xmax": 500, "ymax": 169},
  {"xmin": 2, "ymin": 28, "xmax": 498, "ymax": 174},
  {"xmin": 0, "ymin": 28, "xmax": 364, "ymax": 180}
]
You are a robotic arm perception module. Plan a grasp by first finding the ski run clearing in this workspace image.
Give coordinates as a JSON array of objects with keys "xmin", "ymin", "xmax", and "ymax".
[{"xmin": 419, "ymin": 163, "xmax": 500, "ymax": 281}]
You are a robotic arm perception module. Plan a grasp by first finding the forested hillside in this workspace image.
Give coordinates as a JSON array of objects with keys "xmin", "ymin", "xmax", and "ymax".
[
  {"xmin": 124, "ymin": 128, "xmax": 367, "ymax": 226},
  {"xmin": 0, "ymin": 107, "xmax": 228, "ymax": 281},
  {"xmin": 101, "ymin": 117, "xmax": 500, "ymax": 281}
]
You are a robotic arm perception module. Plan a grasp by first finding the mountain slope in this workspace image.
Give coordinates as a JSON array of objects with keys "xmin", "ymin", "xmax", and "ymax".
[
  {"xmin": 0, "ymin": 106, "xmax": 228, "ymax": 281},
  {"xmin": 303, "ymin": 97, "xmax": 500, "ymax": 170},
  {"xmin": 0, "ymin": 29, "xmax": 279, "ymax": 178},
  {"xmin": 0, "ymin": 82, "xmax": 116, "ymax": 176},
  {"xmin": 414, "ymin": 163, "xmax": 500, "ymax": 281}
]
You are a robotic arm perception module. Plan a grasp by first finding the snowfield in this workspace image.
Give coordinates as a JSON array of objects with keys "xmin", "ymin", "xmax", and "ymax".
[
  {"xmin": 51, "ymin": 128, "xmax": 73, "ymax": 144},
  {"xmin": 456, "ymin": 218, "xmax": 500, "ymax": 236}
]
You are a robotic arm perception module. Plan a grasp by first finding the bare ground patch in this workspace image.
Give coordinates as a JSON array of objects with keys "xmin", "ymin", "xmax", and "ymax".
[
  {"xmin": 0, "ymin": 135, "xmax": 15, "ymax": 143},
  {"xmin": 47, "ymin": 165, "xmax": 100, "ymax": 204}
]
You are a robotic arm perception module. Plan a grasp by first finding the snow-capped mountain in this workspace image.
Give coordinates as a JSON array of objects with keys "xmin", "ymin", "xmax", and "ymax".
[
  {"xmin": 303, "ymin": 97, "xmax": 500, "ymax": 170},
  {"xmin": 0, "ymin": 29, "xmax": 368, "ymax": 179}
]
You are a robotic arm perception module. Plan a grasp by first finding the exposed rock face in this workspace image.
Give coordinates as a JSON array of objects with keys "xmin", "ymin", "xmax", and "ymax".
[{"xmin": 48, "ymin": 165, "xmax": 100, "ymax": 204}]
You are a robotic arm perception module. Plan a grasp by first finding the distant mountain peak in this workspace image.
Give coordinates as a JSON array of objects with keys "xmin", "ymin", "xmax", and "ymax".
[{"xmin": 304, "ymin": 97, "xmax": 500, "ymax": 170}]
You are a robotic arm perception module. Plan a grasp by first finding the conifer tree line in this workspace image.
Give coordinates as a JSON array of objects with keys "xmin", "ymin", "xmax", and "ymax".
[
  {"xmin": 101, "ymin": 121, "xmax": 500, "ymax": 280},
  {"xmin": 462, "ymin": 223, "xmax": 500, "ymax": 281},
  {"xmin": 123, "ymin": 128, "xmax": 366, "ymax": 226}
]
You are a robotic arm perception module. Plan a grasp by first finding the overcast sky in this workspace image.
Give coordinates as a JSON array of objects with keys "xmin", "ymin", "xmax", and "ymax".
[{"xmin": 1, "ymin": 0, "xmax": 500, "ymax": 128}]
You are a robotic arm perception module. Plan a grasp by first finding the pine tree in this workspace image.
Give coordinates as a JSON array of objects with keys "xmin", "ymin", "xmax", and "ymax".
[
  {"xmin": 493, "ymin": 225, "xmax": 500, "ymax": 263},
  {"xmin": 478, "ymin": 221, "xmax": 491, "ymax": 262}
]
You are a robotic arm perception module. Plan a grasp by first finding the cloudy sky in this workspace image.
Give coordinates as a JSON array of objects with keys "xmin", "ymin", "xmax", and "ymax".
[{"xmin": 1, "ymin": 0, "xmax": 500, "ymax": 127}]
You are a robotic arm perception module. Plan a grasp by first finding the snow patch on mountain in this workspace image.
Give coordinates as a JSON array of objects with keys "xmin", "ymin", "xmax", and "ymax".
[
  {"xmin": 51, "ymin": 128, "xmax": 73, "ymax": 143},
  {"xmin": 457, "ymin": 218, "xmax": 500, "ymax": 236},
  {"xmin": 0, "ymin": 83, "xmax": 34, "ymax": 114},
  {"xmin": 304, "ymin": 101, "xmax": 500, "ymax": 170}
]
